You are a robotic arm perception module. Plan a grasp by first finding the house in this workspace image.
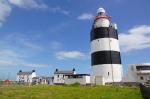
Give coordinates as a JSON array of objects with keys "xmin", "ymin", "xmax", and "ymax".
[
  {"xmin": 54, "ymin": 68, "xmax": 76, "ymax": 84},
  {"xmin": 122, "ymin": 63, "xmax": 150, "ymax": 83},
  {"xmin": 65, "ymin": 74, "xmax": 90, "ymax": 85},
  {"xmin": 32, "ymin": 76, "xmax": 54, "ymax": 84},
  {"xmin": 16, "ymin": 70, "xmax": 36, "ymax": 82}
]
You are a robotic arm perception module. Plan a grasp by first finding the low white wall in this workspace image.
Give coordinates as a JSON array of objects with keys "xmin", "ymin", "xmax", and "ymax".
[{"xmin": 65, "ymin": 76, "xmax": 90, "ymax": 85}]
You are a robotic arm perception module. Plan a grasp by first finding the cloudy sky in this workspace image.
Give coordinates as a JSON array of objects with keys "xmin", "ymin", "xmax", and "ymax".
[{"xmin": 0, "ymin": 0, "xmax": 150, "ymax": 80}]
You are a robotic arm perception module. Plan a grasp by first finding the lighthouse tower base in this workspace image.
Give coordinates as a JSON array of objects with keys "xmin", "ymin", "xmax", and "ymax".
[{"xmin": 91, "ymin": 64, "xmax": 122, "ymax": 83}]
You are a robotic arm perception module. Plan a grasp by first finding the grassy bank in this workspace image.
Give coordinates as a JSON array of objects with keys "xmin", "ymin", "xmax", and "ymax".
[{"xmin": 0, "ymin": 85, "xmax": 143, "ymax": 99}]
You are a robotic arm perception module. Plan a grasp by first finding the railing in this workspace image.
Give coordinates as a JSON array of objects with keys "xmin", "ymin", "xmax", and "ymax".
[
  {"xmin": 137, "ymin": 70, "xmax": 150, "ymax": 74},
  {"xmin": 140, "ymin": 83, "xmax": 150, "ymax": 99}
]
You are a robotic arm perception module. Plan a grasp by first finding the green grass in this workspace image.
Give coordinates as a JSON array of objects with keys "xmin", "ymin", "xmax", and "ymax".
[{"xmin": 0, "ymin": 85, "xmax": 143, "ymax": 99}]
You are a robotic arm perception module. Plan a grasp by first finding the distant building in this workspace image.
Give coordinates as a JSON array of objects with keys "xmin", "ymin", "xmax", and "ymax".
[
  {"xmin": 32, "ymin": 76, "xmax": 54, "ymax": 84},
  {"xmin": 54, "ymin": 68, "xmax": 76, "ymax": 84},
  {"xmin": 122, "ymin": 63, "xmax": 150, "ymax": 83},
  {"xmin": 16, "ymin": 70, "xmax": 36, "ymax": 82},
  {"xmin": 65, "ymin": 74, "xmax": 90, "ymax": 85}
]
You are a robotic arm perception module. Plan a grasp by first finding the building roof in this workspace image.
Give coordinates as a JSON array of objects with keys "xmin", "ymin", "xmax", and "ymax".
[
  {"xmin": 130, "ymin": 63, "xmax": 150, "ymax": 66},
  {"xmin": 17, "ymin": 70, "xmax": 35, "ymax": 75},
  {"xmin": 17, "ymin": 72, "xmax": 33, "ymax": 75},
  {"xmin": 32, "ymin": 76, "xmax": 54, "ymax": 79},
  {"xmin": 54, "ymin": 70, "xmax": 74, "ymax": 74}
]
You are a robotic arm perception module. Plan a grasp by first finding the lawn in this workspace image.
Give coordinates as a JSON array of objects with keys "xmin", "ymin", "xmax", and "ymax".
[{"xmin": 0, "ymin": 85, "xmax": 143, "ymax": 99}]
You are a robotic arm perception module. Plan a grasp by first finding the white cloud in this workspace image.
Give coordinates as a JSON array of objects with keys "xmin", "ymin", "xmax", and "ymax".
[
  {"xmin": 0, "ymin": 49, "xmax": 26, "ymax": 61},
  {"xmin": 49, "ymin": 22, "xmax": 68, "ymax": 34},
  {"xmin": 0, "ymin": 0, "xmax": 12, "ymax": 27},
  {"xmin": 18, "ymin": 38, "xmax": 42, "ymax": 50},
  {"xmin": 8, "ymin": 0, "xmax": 48, "ymax": 9},
  {"xmin": 49, "ymin": 6, "xmax": 70, "ymax": 15},
  {"xmin": 0, "ymin": 0, "xmax": 48, "ymax": 28},
  {"xmin": 0, "ymin": 60, "xmax": 18, "ymax": 66},
  {"xmin": 55, "ymin": 51, "xmax": 89, "ymax": 60},
  {"xmin": 0, "ymin": 33, "xmax": 50, "ymax": 68},
  {"xmin": 50, "ymin": 41, "xmax": 62, "ymax": 50},
  {"xmin": 21, "ymin": 63, "xmax": 51, "ymax": 68},
  {"xmin": 119, "ymin": 25, "xmax": 150, "ymax": 52},
  {"xmin": 5, "ymin": 33, "xmax": 42, "ymax": 50},
  {"xmin": 0, "ymin": 48, "xmax": 50, "ymax": 68},
  {"xmin": 0, "ymin": 59, "xmax": 51, "ymax": 68},
  {"xmin": 77, "ymin": 13, "xmax": 94, "ymax": 20}
]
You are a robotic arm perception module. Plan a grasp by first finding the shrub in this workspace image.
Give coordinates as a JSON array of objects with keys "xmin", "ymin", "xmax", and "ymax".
[{"xmin": 64, "ymin": 82, "xmax": 81, "ymax": 87}]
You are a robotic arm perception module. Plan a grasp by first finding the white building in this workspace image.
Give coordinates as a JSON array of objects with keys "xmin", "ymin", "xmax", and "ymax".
[
  {"xmin": 122, "ymin": 63, "xmax": 150, "ymax": 83},
  {"xmin": 16, "ymin": 70, "xmax": 36, "ymax": 82},
  {"xmin": 65, "ymin": 74, "xmax": 90, "ymax": 85},
  {"xmin": 32, "ymin": 76, "xmax": 54, "ymax": 84},
  {"xmin": 54, "ymin": 68, "xmax": 76, "ymax": 84}
]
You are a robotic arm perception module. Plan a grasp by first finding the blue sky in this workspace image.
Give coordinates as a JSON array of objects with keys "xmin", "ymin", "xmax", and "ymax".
[{"xmin": 0, "ymin": 0, "xmax": 150, "ymax": 80}]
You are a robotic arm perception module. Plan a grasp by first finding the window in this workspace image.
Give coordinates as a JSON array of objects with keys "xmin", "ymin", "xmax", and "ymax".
[
  {"xmin": 108, "ymin": 72, "xmax": 109, "ymax": 76},
  {"xmin": 140, "ymin": 77, "xmax": 144, "ymax": 80},
  {"xmin": 136, "ymin": 66, "xmax": 150, "ymax": 71},
  {"xmin": 63, "ymin": 75, "xmax": 64, "ymax": 78},
  {"xmin": 57, "ymin": 79, "xmax": 59, "ymax": 81},
  {"xmin": 57, "ymin": 75, "xmax": 59, "ymax": 78}
]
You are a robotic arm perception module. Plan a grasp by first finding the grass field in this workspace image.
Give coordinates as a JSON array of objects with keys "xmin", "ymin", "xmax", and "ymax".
[{"xmin": 0, "ymin": 85, "xmax": 143, "ymax": 99}]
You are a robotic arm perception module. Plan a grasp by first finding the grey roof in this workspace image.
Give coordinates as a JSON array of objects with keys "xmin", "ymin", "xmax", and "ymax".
[
  {"xmin": 17, "ymin": 72, "xmax": 33, "ymax": 75},
  {"xmin": 32, "ymin": 77, "xmax": 39, "ymax": 79},
  {"xmin": 54, "ymin": 70, "xmax": 74, "ymax": 74},
  {"xmin": 32, "ymin": 76, "xmax": 53, "ymax": 80}
]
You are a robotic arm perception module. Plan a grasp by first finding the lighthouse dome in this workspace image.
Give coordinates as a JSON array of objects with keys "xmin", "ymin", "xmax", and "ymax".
[{"xmin": 97, "ymin": 7, "xmax": 105, "ymax": 14}]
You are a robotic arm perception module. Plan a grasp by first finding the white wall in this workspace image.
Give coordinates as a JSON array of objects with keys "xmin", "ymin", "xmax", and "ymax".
[
  {"xmin": 91, "ymin": 38, "xmax": 120, "ymax": 53},
  {"xmin": 65, "ymin": 76, "xmax": 90, "ymax": 85},
  {"xmin": 91, "ymin": 64, "xmax": 122, "ymax": 83},
  {"xmin": 95, "ymin": 18, "xmax": 110, "ymax": 27},
  {"xmin": 123, "ymin": 64, "xmax": 150, "ymax": 83},
  {"xmin": 30, "ymin": 72, "xmax": 36, "ymax": 82},
  {"xmin": 16, "ymin": 72, "xmax": 36, "ymax": 82},
  {"xmin": 54, "ymin": 74, "xmax": 65, "ymax": 84},
  {"xmin": 95, "ymin": 76, "xmax": 105, "ymax": 85}
]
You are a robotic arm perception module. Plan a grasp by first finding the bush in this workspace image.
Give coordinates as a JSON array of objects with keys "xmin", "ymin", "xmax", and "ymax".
[
  {"xmin": 72, "ymin": 82, "xmax": 80, "ymax": 87},
  {"xmin": 64, "ymin": 82, "xmax": 81, "ymax": 87}
]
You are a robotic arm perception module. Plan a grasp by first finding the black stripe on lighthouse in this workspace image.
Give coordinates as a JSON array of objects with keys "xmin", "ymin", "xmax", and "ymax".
[
  {"xmin": 91, "ymin": 27, "xmax": 118, "ymax": 42},
  {"xmin": 91, "ymin": 51, "xmax": 121, "ymax": 65}
]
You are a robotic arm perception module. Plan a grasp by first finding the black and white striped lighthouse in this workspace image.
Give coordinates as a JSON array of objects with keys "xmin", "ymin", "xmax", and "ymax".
[{"xmin": 91, "ymin": 7, "xmax": 123, "ymax": 83}]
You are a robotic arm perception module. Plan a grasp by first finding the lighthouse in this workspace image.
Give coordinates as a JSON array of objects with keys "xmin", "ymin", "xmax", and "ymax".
[{"xmin": 91, "ymin": 7, "xmax": 123, "ymax": 83}]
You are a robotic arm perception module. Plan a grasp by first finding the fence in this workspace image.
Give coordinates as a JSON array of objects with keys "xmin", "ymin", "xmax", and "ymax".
[
  {"xmin": 0, "ymin": 81, "xmax": 32, "ymax": 87},
  {"xmin": 140, "ymin": 83, "xmax": 150, "ymax": 99}
]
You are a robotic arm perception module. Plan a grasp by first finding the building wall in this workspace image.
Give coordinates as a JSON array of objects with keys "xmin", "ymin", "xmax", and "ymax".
[
  {"xmin": 65, "ymin": 76, "xmax": 90, "ymax": 85},
  {"xmin": 123, "ymin": 64, "xmax": 150, "ymax": 83},
  {"xmin": 16, "ymin": 72, "xmax": 36, "ymax": 82},
  {"xmin": 54, "ymin": 74, "xmax": 65, "ymax": 84},
  {"xmin": 91, "ymin": 64, "xmax": 122, "ymax": 82},
  {"xmin": 85, "ymin": 76, "xmax": 90, "ymax": 84},
  {"xmin": 30, "ymin": 72, "xmax": 36, "ymax": 82}
]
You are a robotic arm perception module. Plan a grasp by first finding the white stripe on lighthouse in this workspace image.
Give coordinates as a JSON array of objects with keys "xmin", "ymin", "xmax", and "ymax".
[{"xmin": 91, "ymin": 38, "xmax": 120, "ymax": 53}]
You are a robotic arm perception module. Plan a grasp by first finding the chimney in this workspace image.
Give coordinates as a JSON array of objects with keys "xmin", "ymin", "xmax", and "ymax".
[
  {"xmin": 19, "ymin": 70, "xmax": 22, "ymax": 72},
  {"xmin": 73, "ymin": 68, "xmax": 75, "ymax": 71}
]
